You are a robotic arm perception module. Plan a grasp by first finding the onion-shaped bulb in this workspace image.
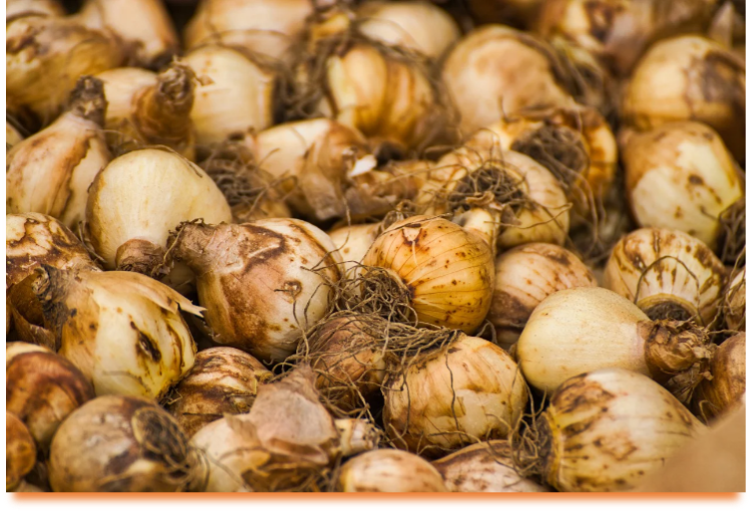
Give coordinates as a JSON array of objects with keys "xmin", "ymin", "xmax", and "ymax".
[
  {"xmin": 77, "ymin": 0, "xmax": 179, "ymax": 69},
  {"xmin": 489, "ymin": 243, "xmax": 597, "ymax": 347},
  {"xmin": 166, "ymin": 219, "xmax": 343, "ymax": 363},
  {"xmin": 622, "ymin": 35, "xmax": 745, "ymax": 162},
  {"xmin": 517, "ymin": 287, "xmax": 714, "ymax": 399},
  {"xmin": 338, "ymin": 449, "xmax": 447, "ymax": 492},
  {"xmin": 6, "ymin": 0, "xmax": 65, "ymax": 18},
  {"xmin": 723, "ymin": 267, "xmax": 745, "ymax": 332},
  {"xmin": 621, "ymin": 122, "xmax": 743, "ymax": 249},
  {"xmin": 96, "ymin": 62, "xmax": 197, "ymax": 159},
  {"xmin": 49, "ymin": 396, "xmax": 202, "ymax": 492},
  {"xmin": 6, "ymin": 14, "xmax": 123, "ymax": 123},
  {"xmin": 441, "ymin": 25, "xmax": 572, "ymax": 136},
  {"xmin": 604, "ymin": 228, "xmax": 726, "ymax": 324},
  {"xmin": 85, "ymin": 148, "xmax": 232, "ymax": 277},
  {"xmin": 165, "ymin": 347, "xmax": 272, "ymax": 438},
  {"xmin": 6, "ymin": 77, "xmax": 112, "ymax": 230},
  {"xmin": 183, "ymin": 45, "xmax": 277, "ymax": 147},
  {"xmin": 26, "ymin": 267, "xmax": 201, "ymax": 400},
  {"xmin": 6, "ymin": 346, "xmax": 94, "ymax": 449},
  {"xmin": 6, "ymin": 412, "xmax": 37, "ymax": 492},
  {"xmin": 362, "ymin": 215, "xmax": 495, "ymax": 333},
  {"xmin": 184, "ymin": 0, "xmax": 314, "ymax": 64},
  {"xmin": 692, "ymin": 332, "xmax": 745, "ymax": 421},
  {"xmin": 536, "ymin": 368, "xmax": 705, "ymax": 492},
  {"xmin": 383, "ymin": 334, "xmax": 528, "ymax": 457}
]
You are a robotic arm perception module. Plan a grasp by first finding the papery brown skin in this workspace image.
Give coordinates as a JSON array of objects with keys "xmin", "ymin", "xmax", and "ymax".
[
  {"xmin": 190, "ymin": 367, "xmax": 343, "ymax": 492},
  {"xmin": 97, "ymin": 63, "xmax": 197, "ymax": 159},
  {"xmin": 7, "ymin": 411, "xmax": 37, "ymax": 492},
  {"xmin": 168, "ymin": 220, "xmax": 342, "ymax": 363},
  {"xmin": 432, "ymin": 441, "xmax": 549, "ymax": 492},
  {"xmin": 724, "ymin": 267, "xmax": 745, "ymax": 332},
  {"xmin": 338, "ymin": 449, "xmax": 447, "ymax": 492},
  {"xmin": 362, "ymin": 215, "xmax": 495, "ymax": 333},
  {"xmin": 6, "ymin": 350, "xmax": 95, "ymax": 449},
  {"xmin": 489, "ymin": 243, "xmax": 597, "ymax": 347},
  {"xmin": 539, "ymin": 368, "xmax": 705, "ymax": 492},
  {"xmin": 6, "ymin": 15, "xmax": 123, "ymax": 123},
  {"xmin": 693, "ymin": 332, "xmax": 745, "ymax": 421},
  {"xmin": 383, "ymin": 335, "xmax": 528, "ymax": 457},
  {"xmin": 308, "ymin": 315, "xmax": 386, "ymax": 412},
  {"xmin": 6, "ymin": 78, "xmax": 113, "ymax": 230},
  {"xmin": 78, "ymin": 0, "xmax": 179, "ymax": 68},
  {"xmin": 49, "ymin": 396, "xmax": 200, "ymax": 492},
  {"xmin": 535, "ymin": 0, "xmax": 717, "ymax": 76},
  {"xmin": 6, "ymin": 213, "xmax": 100, "ymax": 291},
  {"xmin": 622, "ymin": 35, "xmax": 746, "ymax": 162},
  {"xmin": 165, "ymin": 347, "xmax": 272, "ymax": 438}
]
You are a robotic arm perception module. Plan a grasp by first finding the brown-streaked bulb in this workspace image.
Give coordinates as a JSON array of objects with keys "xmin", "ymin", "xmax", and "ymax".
[
  {"xmin": 338, "ymin": 449, "xmax": 447, "ymax": 492},
  {"xmin": 7, "ymin": 411, "xmax": 37, "ymax": 492},
  {"xmin": 692, "ymin": 332, "xmax": 745, "ymax": 421}
]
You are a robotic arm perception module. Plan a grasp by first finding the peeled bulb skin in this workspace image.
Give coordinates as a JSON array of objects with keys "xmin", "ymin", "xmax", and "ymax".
[
  {"xmin": 442, "ymin": 25, "xmax": 571, "ymax": 136},
  {"xmin": 604, "ymin": 228, "xmax": 726, "ymax": 324},
  {"xmin": 49, "ymin": 396, "xmax": 199, "ymax": 492},
  {"xmin": 31, "ymin": 267, "xmax": 201, "ymax": 400},
  {"xmin": 433, "ymin": 441, "xmax": 548, "ymax": 493},
  {"xmin": 517, "ymin": 287, "xmax": 712, "ymax": 397},
  {"xmin": 693, "ymin": 332, "xmax": 745, "ymax": 421},
  {"xmin": 362, "ymin": 215, "xmax": 495, "ymax": 333},
  {"xmin": 383, "ymin": 335, "xmax": 527, "ymax": 457},
  {"xmin": 7, "ymin": 411, "xmax": 37, "ymax": 492},
  {"xmin": 6, "ymin": 78, "xmax": 112, "ymax": 230},
  {"xmin": 85, "ymin": 148, "xmax": 232, "ymax": 275},
  {"xmin": 622, "ymin": 36, "xmax": 745, "ymax": 162},
  {"xmin": 6, "ymin": 15, "xmax": 123, "ymax": 123},
  {"xmin": 339, "ymin": 449, "xmax": 446, "ymax": 493},
  {"xmin": 165, "ymin": 347, "xmax": 271, "ymax": 438},
  {"xmin": 168, "ymin": 220, "xmax": 343, "ymax": 363},
  {"xmin": 184, "ymin": 0, "xmax": 314, "ymax": 63},
  {"xmin": 6, "ymin": 349, "xmax": 94, "ymax": 449},
  {"xmin": 78, "ymin": 0, "xmax": 179, "ymax": 68},
  {"xmin": 539, "ymin": 369, "xmax": 705, "ymax": 492},
  {"xmin": 356, "ymin": 1, "xmax": 460, "ymax": 59},
  {"xmin": 183, "ymin": 45, "xmax": 276, "ymax": 147},
  {"xmin": 622, "ymin": 122, "xmax": 743, "ymax": 248},
  {"xmin": 490, "ymin": 243, "xmax": 597, "ymax": 347}
]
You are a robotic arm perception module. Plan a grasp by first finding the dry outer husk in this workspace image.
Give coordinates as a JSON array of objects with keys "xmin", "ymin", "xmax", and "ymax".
[{"xmin": 692, "ymin": 332, "xmax": 745, "ymax": 422}]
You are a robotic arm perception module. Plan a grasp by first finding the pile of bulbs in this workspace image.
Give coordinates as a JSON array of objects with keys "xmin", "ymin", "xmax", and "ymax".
[{"xmin": 5, "ymin": 0, "xmax": 746, "ymax": 493}]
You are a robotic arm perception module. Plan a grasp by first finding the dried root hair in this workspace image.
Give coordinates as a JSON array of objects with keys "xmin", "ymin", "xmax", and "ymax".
[{"xmin": 717, "ymin": 197, "xmax": 745, "ymax": 266}]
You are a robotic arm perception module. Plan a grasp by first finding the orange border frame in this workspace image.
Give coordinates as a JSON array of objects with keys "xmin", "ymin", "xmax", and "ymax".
[{"xmin": 2, "ymin": 7, "xmax": 751, "ymax": 510}]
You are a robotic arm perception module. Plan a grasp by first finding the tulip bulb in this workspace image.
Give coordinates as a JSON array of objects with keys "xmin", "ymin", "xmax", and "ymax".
[
  {"xmin": 6, "ymin": 14, "xmax": 123, "ymax": 123},
  {"xmin": 621, "ymin": 122, "xmax": 743, "ymax": 249},
  {"xmin": 49, "ymin": 396, "xmax": 202, "ymax": 492},
  {"xmin": 534, "ymin": 368, "xmax": 705, "ymax": 492},
  {"xmin": 78, "ymin": 0, "xmax": 179, "ymax": 68},
  {"xmin": 167, "ymin": 219, "xmax": 343, "ymax": 363},
  {"xmin": 24, "ymin": 267, "xmax": 201, "ymax": 400},
  {"xmin": 184, "ymin": 0, "xmax": 314, "ymax": 64},
  {"xmin": 441, "ymin": 25, "xmax": 572, "ymax": 136},
  {"xmin": 183, "ymin": 45, "xmax": 277, "ymax": 147},
  {"xmin": 517, "ymin": 287, "xmax": 715, "ymax": 400},
  {"xmin": 165, "ymin": 347, "xmax": 272, "ymax": 438},
  {"xmin": 97, "ymin": 62, "xmax": 197, "ymax": 159},
  {"xmin": 622, "ymin": 35, "xmax": 745, "ymax": 162},
  {"xmin": 6, "ymin": 347, "xmax": 94, "ymax": 449},
  {"xmin": 85, "ymin": 148, "xmax": 232, "ymax": 277},
  {"xmin": 338, "ymin": 449, "xmax": 447, "ymax": 492},
  {"xmin": 604, "ymin": 228, "xmax": 726, "ymax": 325},
  {"xmin": 693, "ymin": 332, "xmax": 745, "ymax": 421},
  {"xmin": 383, "ymin": 334, "xmax": 528, "ymax": 457},
  {"xmin": 362, "ymin": 215, "xmax": 495, "ymax": 332},
  {"xmin": 433, "ymin": 441, "xmax": 548, "ymax": 492},
  {"xmin": 6, "ymin": 77, "xmax": 112, "ymax": 230},
  {"xmin": 723, "ymin": 267, "xmax": 745, "ymax": 332},
  {"xmin": 490, "ymin": 243, "xmax": 597, "ymax": 347}
]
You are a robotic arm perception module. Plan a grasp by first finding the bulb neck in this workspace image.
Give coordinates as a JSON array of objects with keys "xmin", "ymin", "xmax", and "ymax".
[
  {"xmin": 69, "ymin": 76, "xmax": 107, "ymax": 127},
  {"xmin": 115, "ymin": 239, "xmax": 167, "ymax": 277},
  {"xmin": 133, "ymin": 63, "xmax": 195, "ymax": 147}
]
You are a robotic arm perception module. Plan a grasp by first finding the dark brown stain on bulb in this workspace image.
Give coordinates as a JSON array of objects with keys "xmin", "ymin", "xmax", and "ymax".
[{"xmin": 132, "ymin": 322, "xmax": 162, "ymax": 362}]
